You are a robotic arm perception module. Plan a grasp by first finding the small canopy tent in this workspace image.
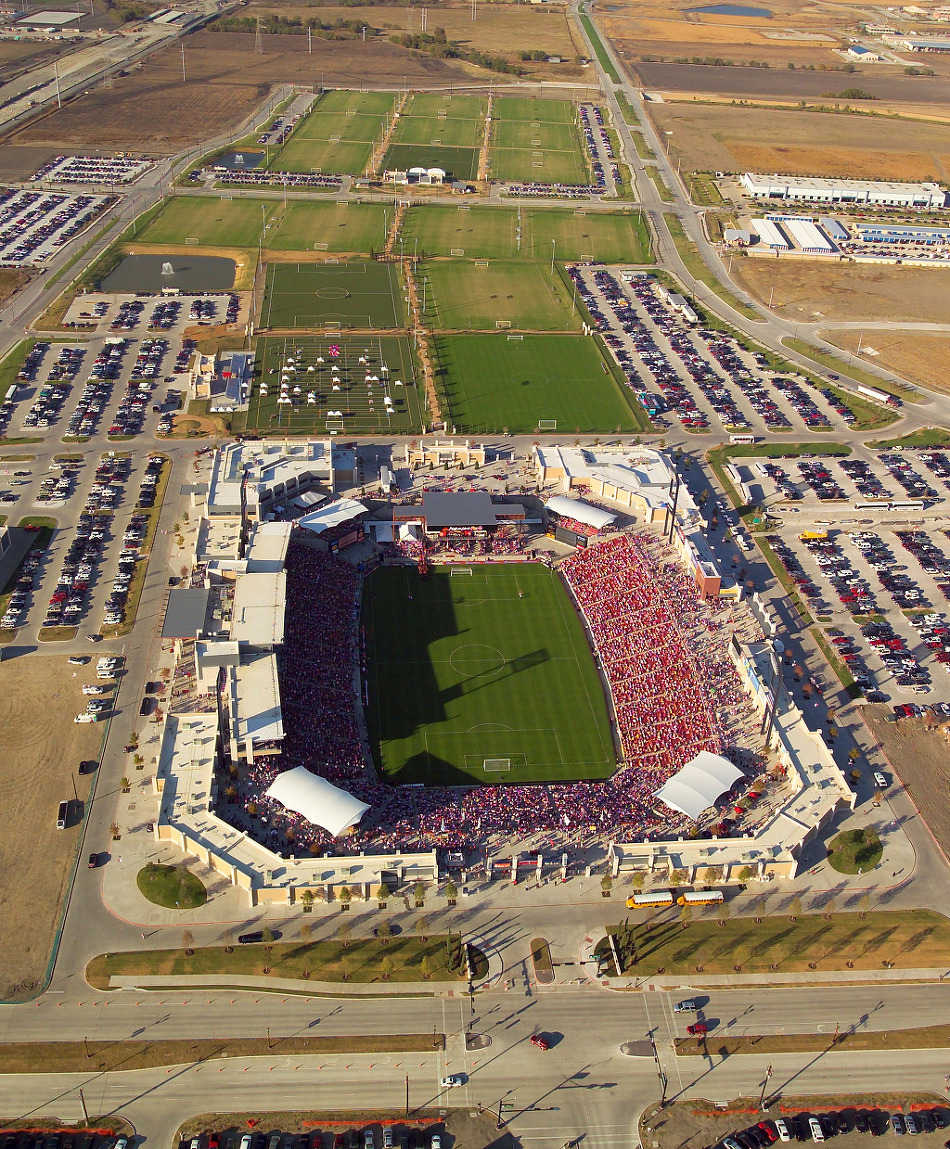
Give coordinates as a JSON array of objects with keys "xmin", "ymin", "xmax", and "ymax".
[
  {"xmin": 265, "ymin": 767, "xmax": 370, "ymax": 837},
  {"xmin": 653, "ymin": 751, "xmax": 744, "ymax": 821},
  {"xmin": 545, "ymin": 495, "xmax": 616, "ymax": 531}
]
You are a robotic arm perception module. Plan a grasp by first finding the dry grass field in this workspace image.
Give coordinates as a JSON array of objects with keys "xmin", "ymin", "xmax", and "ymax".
[
  {"xmin": 249, "ymin": 2, "xmax": 585, "ymax": 78},
  {"xmin": 645, "ymin": 102, "xmax": 950, "ymax": 178},
  {"xmin": 8, "ymin": 31, "xmax": 481, "ymax": 151},
  {"xmin": 0, "ymin": 655, "xmax": 103, "ymax": 1000},
  {"xmin": 731, "ymin": 259, "xmax": 950, "ymax": 324},
  {"xmin": 822, "ymin": 329, "xmax": 950, "ymax": 395}
]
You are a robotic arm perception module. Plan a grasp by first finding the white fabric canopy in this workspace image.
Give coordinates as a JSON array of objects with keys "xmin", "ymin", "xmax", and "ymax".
[
  {"xmin": 653, "ymin": 751, "xmax": 744, "ymax": 821},
  {"xmin": 265, "ymin": 767, "xmax": 370, "ymax": 837},
  {"xmin": 545, "ymin": 495, "xmax": 616, "ymax": 531}
]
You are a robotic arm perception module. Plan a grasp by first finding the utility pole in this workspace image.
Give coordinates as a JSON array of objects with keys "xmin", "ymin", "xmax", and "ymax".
[
  {"xmin": 180, "ymin": 42, "xmax": 186, "ymax": 82},
  {"xmin": 308, "ymin": 25, "xmax": 312, "ymax": 53},
  {"xmin": 78, "ymin": 1089, "xmax": 88, "ymax": 1125},
  {"xmin": 759, "ymin": 1064, "xmax": 773, "ymax": 1111},
  {"xmin": 53, "ymin": 60, "xmax": 61, "ymax": 108},
  {"xmin": 405, "ymin": 1074, "xmax": 410, "ymax": 1117}
]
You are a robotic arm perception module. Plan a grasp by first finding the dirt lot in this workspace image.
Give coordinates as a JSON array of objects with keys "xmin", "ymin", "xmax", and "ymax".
[
  {"xmin": 644, "ymin": 102, "xmax": 950, "ymax": 179},
  {"xmin": 6, "ymin": 31, "xmax": 482, "ymax": 152},
  {"xmin": 863, "ymin": 706, "xmax": 950, "ymax": 861},
  {"xmin": 643, "ymin": 1096, "xmax": 950, "ymax": 1149},
  {"xmin": 731, "ymin": 260, "xmax": 950, "ymax": 324},
  {"xmin": 229, "ymin": 1, "xmax": 586, "ymax": 79},
  {"xmin": 0, "ymin": 654, "xmax": 104, "ymax": 1000},
  {"xmin": 0, "ymin": 268, "xmax": 31, "ymax": 308},
  {"xmin": 822, "ymin": 329, "xmax": 950, "ymax": 395}
]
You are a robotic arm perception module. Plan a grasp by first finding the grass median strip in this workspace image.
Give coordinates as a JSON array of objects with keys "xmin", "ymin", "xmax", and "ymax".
[
  {"xmin": 578, "ymin": 10, "xmax": 620, "ymax": 83},
  {"xmin": 0, "ymin": 1035, "xmax": 444, "ymax": 1074},
  {"xmin": 663, "ymin": 214, "xmax": 761, "ymax": 321},
  {"xmin": 867, "ymin": 427, "xmax": 950, "ymax": 450},
  {"xmin": 676, "ymin": 1023, "xmax": 950, "ymax": 1056}
]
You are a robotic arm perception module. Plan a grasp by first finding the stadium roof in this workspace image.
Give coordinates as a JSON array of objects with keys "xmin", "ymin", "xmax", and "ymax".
[
  {"xmin": 297, "ymin": 497, "xmax": 369, "ymax": 536},
  {"xmin": 161, "ymin": 588, "xmax": 212, "ymax": 639},
  {"xmin": 653, "ymin": 751, "xmax": 744, "ymax": 821},
  {"xmin": 422, "ymin": 491, "xmax": 498, "ymax": 528},
  {"xmin": 265, "ymin": 767, "xmax": 370, "ymax": 837},
  {"xmin": 545, "ymin": 495, "xmax": 616, "ymax": 531}
]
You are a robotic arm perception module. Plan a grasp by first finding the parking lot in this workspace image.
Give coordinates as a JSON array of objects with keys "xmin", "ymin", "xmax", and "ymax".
[
  {"xmin": 572, "ymin": 267, "xmax": 859, "ymax": 436},
  {"xmin": 0, "ymin": 188, "xmax": 113, "ymax": 266}
]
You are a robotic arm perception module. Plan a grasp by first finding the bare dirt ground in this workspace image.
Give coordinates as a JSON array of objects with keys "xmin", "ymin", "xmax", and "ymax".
[
  {"xmin": 0, "ymin": 655, "xmax": 104, "ymax": 1000},
  {"xmin": 731, "ymin": 260, "xmax": 950, "ymax": 325},
  {"xmin": 0, "ymin": 268, "xmax": 32, "ymax": 308},
  {"xmin": 7, "ymin": 31, "xmax": 482, "ymax": 152},
  {"xmin": 863, "ymin": 706, "xmax": 950, "ymax": 860},
  {"xmin": 644, "ymin": 102, "xmax": 950, "ymax": 178},
  {"xmin": 822, "ymin": 330, "xmax": 950, "ymax": 395}
]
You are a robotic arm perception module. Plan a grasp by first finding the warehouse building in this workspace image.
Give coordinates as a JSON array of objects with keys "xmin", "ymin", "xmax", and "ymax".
[
  {"xmin": 752, "ymin": 218, "xmax": 791, "ymax": 250},
  {"xmin": 820, "ymin": 217, "xmax": 850, "ymax": 243},
  {"xmin": 857, "ymin": 223, "xmax": 950, "ymax": 244},
  {"xmin": 783, "ymin": 218, "xmax": 834, "ymax": 253},
  {"xmin": 901, "ymin": 35, "xmax": 950, "ymax": 50},
  {"xmin": 742, "ymin": 173, "xmax": 947, "ymax": 209}
]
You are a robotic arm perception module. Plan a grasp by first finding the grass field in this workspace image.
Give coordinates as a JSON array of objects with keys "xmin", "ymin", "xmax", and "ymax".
[
  {"xmin": 402, "ymin": 205, "xmax": 519, "ymax": 259},
  {"xmin": 433, "ymin": 332, "xmax": 646, "ymax": 433},
  {"xmin": 422, "ymin": 259, "xmax": 583, "ymax": 331},
  {"xmin": 261, "ymin": 260, "xmax": 405, "ymax": 329},
  {"xmin": 382, "ymin": 143, "xmax": 480, "ymax": 181},
  {"xmin": 242, "ymin": 334, "xmax": 424, "ymax": 434},
  {"xmin": 490, "ymin": 96, "xmax": 589, "ymax": 185},
  {"xmin": 268, "ymin": 201, "xmax": 388, "ymax": 254},
  {"xmin": 270, "ymin": 89, "xmax": 396, "ymax": 175},
  {"xmin": 138, "ymin": 196, "xmax": 275, "ymax": 247},
  {"xmin": 389, "ymin": 93, "xmax": 486, "ymax": 147},
  {"xmin": 362, "ymin": 563, "xmax": 615, "ymax": 785}
]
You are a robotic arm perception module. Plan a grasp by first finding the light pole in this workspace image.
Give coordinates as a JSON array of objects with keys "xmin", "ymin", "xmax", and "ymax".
[
  {"xmin": 758, "ymin": 1063, "xmax": 773, "ymax": 1111},
  {"xmin": 550, "ymin": 238, "xmax": 556, "ymax": 276}
]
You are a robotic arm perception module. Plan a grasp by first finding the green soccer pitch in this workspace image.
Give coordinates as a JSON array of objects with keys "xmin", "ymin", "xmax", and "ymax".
[
  {"xmin": 362, "ymin": 563, "xmax": 616, "ymax": 785},
  {"xmin": 261, "ymin": 260, "xmax": 405, "ymax": 329}
]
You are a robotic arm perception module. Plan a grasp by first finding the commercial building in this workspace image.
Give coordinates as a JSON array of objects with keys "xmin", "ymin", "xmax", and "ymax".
[
  {"xmin": 751, "ymin": 218, "xmax": 790, "ymax": 250},
  {"xmin": 391, "ymin": 491, "xmax": 526, "ymax": 540},
  {"xmin": 847, "ymin": 44, "xmax": 881, "ymax": 59},
  {"xmin": 901, "ymin": 34, "xmax": 950, "ymax": 49},
  {"xmin": 742, "ymin": 172, "xmax": 947, "ymax": 209},
  {"xmin": 206, "ymin": 439, "xmax": 355, "ymax": 520},
  {"xmin": 783, "ymin": 218, "xmax": 834, "ymax": 253}
]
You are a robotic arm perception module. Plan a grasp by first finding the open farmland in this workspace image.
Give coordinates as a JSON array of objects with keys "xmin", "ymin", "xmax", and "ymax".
[
  {"xmin": 644, "ymin": 102, "xmax": 950, "ymax": 179},
  {"xmin": 423, "ymin": 259, "xmax": 583, "ymax": 331},
  {"xmin": 821, "ymin": 330, "xmax": 950, "ymax": 395},
  {"xmin": 138, "ymin": 196, "xmax": 276, "ymax": 248},
  {"xmin": 433, "ymin": 332, "xmax": 647, "ymax": 432},
  {"xmin": 7, "ymin": 31, "xmax": 479, "ymax": 152},
  {"xmin": 231, "ymin": 2, "xmax": 586, "ymax": 80},
  {"xmin": 270, "ymin": 90, "xmax": 395, "ymax": 175},
  {"xmin": 732, "ymin": 259, "xmax": 950, "ymax": 325},
  {"xmin": 268, "ymin": 200, "xmax": 388, "ymax": 254},
  {"xmin": 489, "ymin": 96, "xmax": 590, "ymax": 185}
]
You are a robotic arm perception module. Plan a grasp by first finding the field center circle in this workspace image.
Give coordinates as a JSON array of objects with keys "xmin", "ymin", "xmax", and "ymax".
[
  {"xmin": 315, "ymin": 286, "xmax": 350, "ymax": 299},
  {"xmin": 450, "ymin": 644, "xmax": 506, "ymax": 679}
]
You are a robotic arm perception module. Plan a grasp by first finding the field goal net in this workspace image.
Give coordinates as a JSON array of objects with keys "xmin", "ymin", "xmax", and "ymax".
[
  {"xmin": 325, "ymin": 322, "xmax": 342, "ymax": 333},
  {"xmin": 450, "ymin": 567, "xmax": 473, "ymax": 576},
  {"xmin": 538, "ymin": 419, "xmax": 557, "ymax": 430},
  {"xmin": 496, "ymin": 320, "xmax": 512, "ymax": 330},
  {"xmin": 483, "ymin": 758, "xmax": 511, "ymax": 773}
]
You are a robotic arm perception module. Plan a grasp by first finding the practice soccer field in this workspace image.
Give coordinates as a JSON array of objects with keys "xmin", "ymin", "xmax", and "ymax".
[
  {"xmin": 402, "ymin": 205, "xmax": 520, "ymax": 259},
  {"xmin": 422, "ymin": 260, "xmax": 582, "ymax": 331},
  {"xmin": 433, "ymin": 333, "xmax": 649, "ymax": 433},
  {"xmin": 489, "ymin": 96, "xmax": 590, "ymax": 185},
  {"xmin": 362, "ymin": 563, "xmax": 616, "ymax": 785},
  {"xmin": 241, "ymin": 335, "xmax": 425, "ymax": 435},
  {"xmin": 138, "ymin": 196, "xmax": 275, "ymax": 248},
  {"xmin": 268, "ymin": 201, "xmax": 388, "ymax": 254},
  {"xmin": 382, "ymin": 144, "xmax": 479, "ymax": 182},
  {"xmin": 262, "ymin": 260, "xmax": 406, "ymax": 329},
  {"xmin": 270, "ymin": 90, "xmax": 396, "ymax": 175}
]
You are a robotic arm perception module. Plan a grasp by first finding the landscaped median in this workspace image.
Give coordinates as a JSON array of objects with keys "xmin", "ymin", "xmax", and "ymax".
[
  {"xmin": 662, "ymin": 213, "xmax": 761, "ymax": 321},
  {"xmin": 0, "ymin": 1034, "xmax": 445, "ymax": 1074},
  {"xmin": 675, "ymin": 1023, "xmax": 950, "ymax": 1056},
  {"xmin": 87, "ymin": 933, "xmax": 486, "ymax": 989},
  {"xmin": 596, "ymin": 908, "xmax": 950, "ymax": 977},
  {"xmin": 782, "ymin": 337, "xmax": 918, "ymax": 403}
]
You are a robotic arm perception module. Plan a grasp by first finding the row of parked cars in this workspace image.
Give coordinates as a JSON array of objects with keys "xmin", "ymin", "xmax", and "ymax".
[
  {"xmin": 578, "ymin": 105, "xmax": 613, "ymax": 193},
  {"xmin": 1, "ymin": 542, "xmax": 43, "ymax": 629},
  {"xmin": 896, "ymin": 530, "xmax": 950, "ymax": 604},
  {"xmin": 0, "ymin": 1133, "xmax": 127, "ymax": 1149},
  {"xmin": 110, "ymin": 340, "xmax": 167, "ymax": 437},
  {"xmin": 879, "ymin": 453, "xmax": 939, "ymax": 502},
  {"xmin": 0, "ymin": 190, "xmax": 110, "ymax": 266},
  {"xmin": 104, "ymin": 511, "xmax": 150, "ymax": 627},
  {"xmin": 723, "ymin": 1109, "xmax": 950, "ymax": 1149},
  {"xmin": 185, "ymin": 1129, "xmax": 436, "ymax": 1149}
]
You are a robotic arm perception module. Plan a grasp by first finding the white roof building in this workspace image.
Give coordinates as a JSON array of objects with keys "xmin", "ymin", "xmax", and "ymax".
[
  {"xmin": 545, "ymin": 494, "xmax": 617, "ymax": 531},
  {"xmin": 207, "ymin": 439, "xmax": 355, "ymax": 519},
  {"xmin": 266, "ymin": 767, "xmax": 370, "ymax": 837},
  {"xmin": 230, "ymin": 571, "xmax": 286, "ymax": 648},
  {"xmin": 742, "ymin": 172, "xmax": 947, "ymax": 209},
  {"xmin": 229, "ymin": 654, "xmax": 283, "ymax": 749}
]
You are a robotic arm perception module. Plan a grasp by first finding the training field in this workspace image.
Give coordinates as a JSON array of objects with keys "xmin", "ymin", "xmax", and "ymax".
[
  {"xmin": 423, "ymin": 260, "xmax": 582, "ymax": 331},
  {"xmin": 490, "ymin": 96, "xmax": 589, "ymax": 184},
  {"xmin": 270, "ymin": 90, "xmax": 396, "ymax": 175},
  {"xmin": 363, "ymin": 563, "xmax": 616, "ymax": 786},
  {"xmin": 382, "ymin": 143, "xmax": 479, "ymax": 181},
  {"xmin": 268, "ymin": 201, "xmax": 388, "ymax": 254},
  {"xmin": 381, "ymin": 92, "xmax": 484, "ymax": 179},
  {"xmin": 244, "ymin": 335, "xmax": 425, "ymax": 434},
  {"xmin": 261, "ymin": 260, "xmax": 405, "ymax": 329},
  {"xmin": 434, "ymin": 333, "xmax": 647, "ymax": 433},
  {"xmin": 402, "ymin": 205, "xmax": 519, "ymax": 259},
  {"xmin": 138, "ymin": 196, "xmax": 274, "ymax": 248}
]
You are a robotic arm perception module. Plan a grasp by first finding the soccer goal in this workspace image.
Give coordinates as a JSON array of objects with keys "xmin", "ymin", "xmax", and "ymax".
[
  {"xmin": 185, "ymin": 237, "xmax": 199, "ymax": 246},
  {"xmin": 496, "ymin": 320, "xmax": 512, "ymax": 330},
  {"xmin": 451, "ymin": 247, "xmax": 465, "ymax": 256},
  {"xmin": 314, "ymin": 242, "xmax": 329, "ymax": 250},
  {"xmin": 507, "ymin": 333, "xmax": 524, "ymax": 341},
  {"xmin": 483, "ymin": 758, "xmax": 511, "ymax": 773},
  {"xmin": 326, "ymin": 418, "xmax": 345, "ymax": 431},
  {"xmin": 475, "ymin": 260, "xmax": 490, "ymax": 268},
  {"xmin": 538, "ymin": 419, "xmax": 557, "ymax": 430},
  {"xmin": 450, "ymin": 567, "xmax": 473, "ymax": 576}
]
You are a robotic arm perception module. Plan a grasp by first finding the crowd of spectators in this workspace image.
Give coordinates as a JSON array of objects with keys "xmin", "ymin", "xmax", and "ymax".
[{"xmin": 217, "ymin": 531, "xmax": 759, "ymax": 859}]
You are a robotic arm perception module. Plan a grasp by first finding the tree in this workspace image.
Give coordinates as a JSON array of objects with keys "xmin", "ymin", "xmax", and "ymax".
[
  {"xmin": 413, "ymin": 881, "xmax": 426, "ymax": 907},
  {"xmin": 301, "ymin": 888, "xmax": 314, "ymax": 913},
  {"xmin": 377, "ymin": 920, "xmax": 392, "ymax": 945},
  {"xmin": 680, "ymin": 904, "xmax": 693, "ymax": 929},
  {"xmin": 421, "ymin": 955, "xmax": 431, "ymax": 980},
  {"xmin": 704, "ymin": 866, "xmax": 722, "ymax": 884},
  {"xmin": 261, "ymin": 926, "xmax": 275, "ymax": 950},
  {"xmin": 788, "ymin": 895, "xmax": 802, "ymax": 921},
  {"xmin": 181, "ymin": 929, "xmax": 194, "ymax": 955},
  {"xmin": 222, "ymin": 928, "xmax": 233, "ymax": 954},
  {"xmin": 600, "ymin": 873, "xmax": 613, "ymax": 896},
  {"xmin": 716, "ymin": 900, "xmax": 731, "ymax": 927},
  {"xmin": 380, "ymin": 954, "xmax": 394, "ymax": 980},
  {"xmin": 339, "ymin": 885, "xmax": 352, "ymax": 910},
  {"xmin": 738, "ymin": 865, "xmax": 755, "ymax": 882},
  {"xmin": 859, "ymin": 893, "xmax": 870, "ymax": 919},
  {"xmin": 630, "ymin": 871, "xmax": 646, "ymax": 891},
  {"xmin": 669, "ymin": 869, "xmax": 685, "ymax": 887},
  {"xmin": 340, "ymin": 956, "xmax": 351, "ymax": 981},
  {"xmin": 823, "ymin": 897, "xmax": 836, "ymax": 920},
  {"xmin": 338, "ymin": 920, "xmax": 352, "ymax": 948},
  {"xmin": 416, "ymin": 915, "xmax": 430, "ymax": 942},
  {"xmin": 120, "ymin": 776, "xmax": 131, "ymax": 792},
  {"xmin": 109, "ymin": 822, "xmax": 120, "ymax": 840},
  {"xmin": 375, "ymin": 883, "xmax": 389, "ymax": 904},
  {"xmin": 300, "ymin": 923, "xmax": 312, "ymax": 943},
  {"xmin": 444, "ymin": 879, "xmax": 458, "ymax": 903}
]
